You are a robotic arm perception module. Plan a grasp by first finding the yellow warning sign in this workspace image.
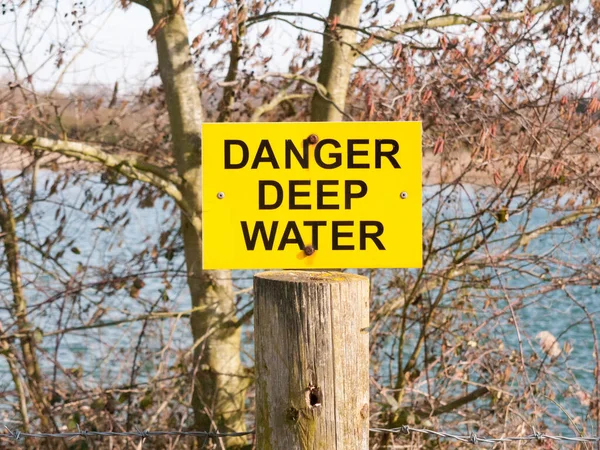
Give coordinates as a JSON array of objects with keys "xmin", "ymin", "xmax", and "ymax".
[{"xmin": 202, "ymin": 122, "xmax": 422, "ymax": 269}]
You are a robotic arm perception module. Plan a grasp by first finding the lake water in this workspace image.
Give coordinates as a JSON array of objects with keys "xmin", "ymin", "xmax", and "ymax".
[{"xmin": 0, "ymin": 171, "xmax": 599, "ymax": 434}]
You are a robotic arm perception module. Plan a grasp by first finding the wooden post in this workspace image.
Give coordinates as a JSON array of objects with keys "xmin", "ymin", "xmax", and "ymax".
[{"xmin": 254, "ymin": 271, "xmax": 370, "ymax": 449}]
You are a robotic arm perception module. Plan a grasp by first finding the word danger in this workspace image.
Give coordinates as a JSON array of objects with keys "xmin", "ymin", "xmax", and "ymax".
[
  {"xmin": 224, "ymin": 137, "xmax": 402, "ymax": 252},
  {"xmin": 224, "ymin": 138, "xmax": 401, "ymax": 170}
]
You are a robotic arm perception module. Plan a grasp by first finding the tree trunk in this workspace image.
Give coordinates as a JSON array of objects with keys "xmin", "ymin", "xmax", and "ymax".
[
  {"xmin": 310, "ymin": 0, "xmax": 363, "ymax": 121},
  {"xmin": 0, "ymin": 175, "xmax": 55, "ymax": 440},
  {"xmin": 147, "ymin": 1, "xmax": 247, "ymax": 446},
  {"xmin": 217, "ymin": 0, "xmax": 247, "ymax": 123}
]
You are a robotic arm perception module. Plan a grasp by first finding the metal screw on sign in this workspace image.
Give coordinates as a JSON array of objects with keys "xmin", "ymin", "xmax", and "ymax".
[
  {"xmin": 307, "ymin": 134, "xmax": 319, "ymax": 144},
  {"xmin": 217, "ymin": 192, "xmax": 225, "ymax": 199},
  {"xmin": 400, "ymin": 192, "xmax": 408, "ymax": 199},
  {"xmin": 304, "ymin": 245, "xmax": 315, "ymax": 256}
]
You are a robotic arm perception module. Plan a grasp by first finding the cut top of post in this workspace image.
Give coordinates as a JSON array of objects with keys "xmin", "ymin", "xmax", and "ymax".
[{"xmin": 255, "ymin": 270, "xmax": 366, "ymax": 284}]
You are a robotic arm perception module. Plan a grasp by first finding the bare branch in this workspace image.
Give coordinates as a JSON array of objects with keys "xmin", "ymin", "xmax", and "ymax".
[
  {"xmin": 247, "ymin": 10, "xmax": 371, "ymax": 39},
  {"xmin": 360, "ymin": 0, "xmax": 570, "ymax": 51},
  {"xmin": 254, "ymin": 72, "xmax": 353, "ymax": 120},
  {"xmin": 247, "ymin": 11, "xmax": 329, "ymax": 28},
  {"xmin": 0, "ymin": 134, "xmax": 195, "ymax": 222},
  {"xmin": 516, "ymin": 204, "xmax": 600, "ymax": 247},
  {"xmin": 254, "ymin": 72, "xmax": 328, "ymax": 97},
  {"xmin": 250, "ymin": 92, "xmax": 309, "ymax": 121},
  {"xmin": 422, "ymin": 386, "xmax": 490, "ymax": 418}
]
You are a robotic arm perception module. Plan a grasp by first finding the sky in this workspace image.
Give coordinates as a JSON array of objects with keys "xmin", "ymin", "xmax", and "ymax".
[
  {"xmin": 0, "ymin": 0, "xmax": 595, "ymax": 96},
  {"xmin": 0, "ymin": 0, "xmax": 330, "ymax": 94}
]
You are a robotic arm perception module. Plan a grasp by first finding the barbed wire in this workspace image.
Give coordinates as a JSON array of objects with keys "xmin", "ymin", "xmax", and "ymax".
[
  {"xmin": 370, "ymin": 426, "xmax": 600, "ymax": 444},
  {"xmin": 1, "ymin": 425, "xmax": 254, "ymax": 441},
  {"xmin": 3, "ymin": 424, "xmax": 600, "ymax": 445}
]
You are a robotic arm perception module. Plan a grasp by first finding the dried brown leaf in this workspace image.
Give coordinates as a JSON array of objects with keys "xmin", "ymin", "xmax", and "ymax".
[
  {"xmin": 330, "ymin": 15, "xmax": 339, "ymax": 31},
  {"xmin": 536, "ymin": 331, "xmax": 561, "ymax": 358},
  {"xmin": 575, "ymin": 390, "xmax": 590, "ymax": 407},
  {"xmin": 191, "ymin": 33, "xmax": 203, "ymax": 49},
  {"xmin": 433, "ymin": 137, "xmax": 444, "ymax": 156},
  {"xmin": 260, "ymin": 26, "xmax": 271, "ymax": 39}
]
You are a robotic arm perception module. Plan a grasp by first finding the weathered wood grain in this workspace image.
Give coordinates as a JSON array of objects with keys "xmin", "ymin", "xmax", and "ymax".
[{"xmin": 254, "ymin": 271, "xmax": 369, "ymax": 449}]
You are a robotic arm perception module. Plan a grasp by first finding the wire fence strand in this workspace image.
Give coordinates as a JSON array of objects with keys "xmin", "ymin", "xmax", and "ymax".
[
  {"xmin": 1, "ymin": 426, "xmax": 254, "ymax": 441},
  {"xmin": 3, "ymin": 425, "xmax": 600, "ymax": 445},
  {"xmin": 370, "ymin": 426, "xmax": 600, "ymax": 444}
]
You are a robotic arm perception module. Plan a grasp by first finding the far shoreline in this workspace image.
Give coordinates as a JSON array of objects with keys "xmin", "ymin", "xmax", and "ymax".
[{"xmin": 0, "ymin": 143, "xmax": 562, "ymax": 188}]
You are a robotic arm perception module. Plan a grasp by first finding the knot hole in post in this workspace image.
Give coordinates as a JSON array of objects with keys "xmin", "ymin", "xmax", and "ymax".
[
  {"xmin": 286, "ymin": 407, "xmax": 299, "ymax": 423},
  {"xmin": 306, "ymin": 384, "xmax": 322, "ymax": 408}
]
